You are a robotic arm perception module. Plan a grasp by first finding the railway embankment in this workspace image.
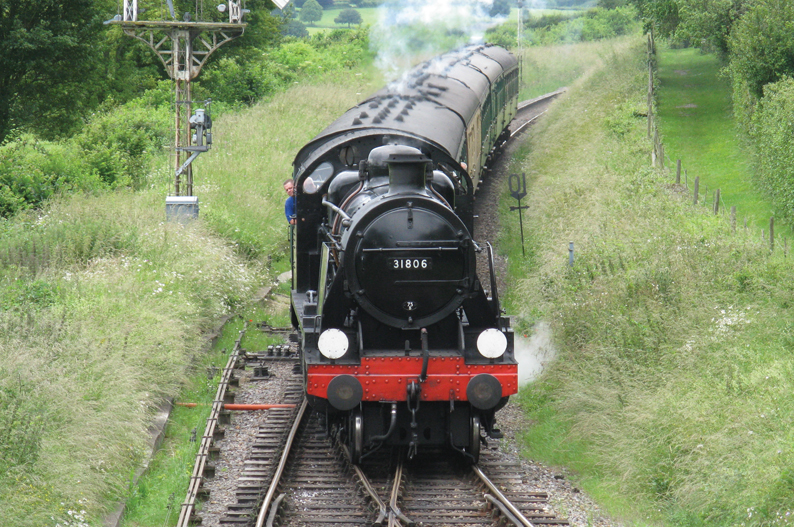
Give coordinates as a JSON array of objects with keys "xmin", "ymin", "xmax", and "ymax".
[{"xmin": 503, "ymin": 36, "xmax": 794, "ymax": 525}]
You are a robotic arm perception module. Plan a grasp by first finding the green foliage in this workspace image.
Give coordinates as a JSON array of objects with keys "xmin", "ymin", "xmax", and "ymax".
[
  {"xmin": 674, "ymin": 0, "xmax": 748, "ymax": 55},
  {"xmin": 524, "ymin": 6, "xmax": 639, "ymax": 45},
  {"xmin": 283, "ymin": 19, "xmax": 310, "ymax": 37},
  {"xmin": 485, "ymin": 24, "xmax": 518, "ymax": 49},
  {"xmin": 200, "ymin": 25, "xmax": 368, "ymax": 107},
  {"xmin": 727, "ymin": 0, "xmax": 794, "ymax": 101},
  {"xmin": 490, "ymin": 0, "xmax": 512, "ymax": 17},
  {"xmin": 73, "ymin": 101, "xmax": 171, "ymax": 189},
  {"xmin": 628, "ymin": 0, "xmax": 680, "ymax": 37},
  {"xmin": 0, "ymin": 135, "xmax": 103, "ymax": 217},
  {"xmin": 0, "ymin": 0, "xmax": 112, "ymax": 142},
  {"xmin": 525, "ymin": 12, "xmax": 581, "ymax": 30},
  {"xmin": 0, "ymin": 97, "xmax": 170, "ymax": 218},
  {"xmin": 749, "ymin": 76, "xmax": 794, "ymax": 222},
  {"xmin": 334, "ymin": 8, "xmax": 363, "ymax": 27},
  {"xmin": 300, "ymin": 0, "xmax": 324, "ymax": 25}
]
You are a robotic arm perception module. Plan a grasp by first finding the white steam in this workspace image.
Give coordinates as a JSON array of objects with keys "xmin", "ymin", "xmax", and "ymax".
[
  {"xmin": 370, "ymin": 0, "xmax": 508, "ymax": 80},
  {"xmin": 514, "ymin": 321, "xmax": 556, "ymax": 386}
]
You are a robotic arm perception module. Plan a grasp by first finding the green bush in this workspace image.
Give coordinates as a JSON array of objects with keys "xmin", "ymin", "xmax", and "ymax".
[
  {"xmin": 728, "ymin": 0, "xmax": 794, "ymax": 101},
  {"xmin": 199, "ymin": 29, "xmax": 369, "ymax": 107},
  {"xmin": 526, "ymin": 6, "xmax": 639, "ymax": 45},
  {"xmin": 0, "ymin": 135, "xmax": 103, "ymax": 217},
  {"xmin": 749, "ymin": 76, "xmax": 794, "ymax": 222},
  {"xmin": 74, "ymin": 101, "xmax": 171, "ymax": 189}
]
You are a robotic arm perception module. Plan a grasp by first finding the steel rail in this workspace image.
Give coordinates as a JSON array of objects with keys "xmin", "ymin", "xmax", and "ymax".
[
  {"xmin": 511, "ymin": 87, "xmax": 567, "ymax": 138},
  {"xmin": 388, "ymin": 457, "xmax": 414, "ymax": 527},
  {"xmin": 511, "ymin": 111, "xmax": 546, "ymax": 138},
  {"xmin": 255, "ymin": 397, "xmax": 309, "ymax": 527},
  {"xmin": 484, "ymin": 494, "xmax": 524, "ymax": 526},
  {"xmin": 345, "ymin": 446, "xmax": 389, "ymax": 525},
  {"xmin": 472, "ymin": 465, "xmax": 535, "ymax": 527},
  {"xmin": 175, "ymin": 323, "xmax": 246, "ymax": 527}
]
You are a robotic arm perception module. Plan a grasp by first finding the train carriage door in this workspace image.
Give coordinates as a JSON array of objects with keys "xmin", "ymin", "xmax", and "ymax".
[{"xmin": 466, "ymin": 109, "xmax": 483, "ymax": 189}]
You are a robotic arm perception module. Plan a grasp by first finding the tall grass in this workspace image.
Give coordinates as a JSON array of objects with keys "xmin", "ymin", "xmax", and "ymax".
[
  {"xmin": 0, "ymin": 55, "xmax": 383, "ymax": 524},
  {"xmin": 0, "ymin": 190, "xmax": 258, "ymax": 525},
  {"xmin": 519, "ymin": 40, "xmax": 614, "ymax": 100},
  {"xmin": 504, "ymin": 36, "xmax": 794, "ymax": 525}
]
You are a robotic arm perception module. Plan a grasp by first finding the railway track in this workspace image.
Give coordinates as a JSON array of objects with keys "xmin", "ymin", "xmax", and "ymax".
[{"xmin": 178, "ymin": 91, "xmax": 569, "ymax": 527}]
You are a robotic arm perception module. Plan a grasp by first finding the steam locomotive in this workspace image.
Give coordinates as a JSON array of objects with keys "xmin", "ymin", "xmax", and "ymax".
[{"xmin": 289, "ymin": 44, "xmax": 519, "ymax": 463}]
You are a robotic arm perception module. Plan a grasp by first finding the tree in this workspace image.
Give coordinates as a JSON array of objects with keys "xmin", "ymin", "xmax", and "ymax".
[
  {"xmin": 675, "ymin": 0, "xmax": 750, "ymax": 55},
  {"xmin": 628, "ymin": 0, "xmax": 680, "ymax": 37},
  {"xmin": 283, "ymin": 19, "xmax": 309, "ymax": 37},
  {"xmin": 728, "ymin": 0, "xmax": 794, "ymax": 99},
  {"xmin": 299, "ymin": 0, "xmax": 323, "ymax": 26},
  {"xmin": 0, "ymin": 0, "xmax": 113, "ymax": 142},
  {"xmin": 489, "ymin": 0, "xmax": 511, "ymax": 18},
  {"xmin": 334, "ymin": 8, "xmax": 362, "ymax": 28}
]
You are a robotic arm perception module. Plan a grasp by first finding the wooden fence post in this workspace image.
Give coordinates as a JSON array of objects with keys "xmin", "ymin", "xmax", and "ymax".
[
  {"xmin": 714, "ymin": 189, "xmax": 720, "ymax": 215},
  {"xmin": 660, "ymin": 143, "xmax": 665, "ymax": 169},
  {"xmin": 693, "ymin": 176, "xmax": 699, "ymax": 205},
  {"xmin": 648, "ymin": 61, "xmax": 653, "ymax": 139},
  {"xmin": 731, "ymin": 206, "xmax": 736, "ymax": 232},
  {"xmin": 676, "ymin": 160, "xmax": 681, "ymax": 185}
]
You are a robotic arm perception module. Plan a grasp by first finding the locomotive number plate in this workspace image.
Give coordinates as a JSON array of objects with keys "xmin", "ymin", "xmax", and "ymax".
[{"xmin": 390, "ymin": 257, "xmax": 433, "ymax": 270}]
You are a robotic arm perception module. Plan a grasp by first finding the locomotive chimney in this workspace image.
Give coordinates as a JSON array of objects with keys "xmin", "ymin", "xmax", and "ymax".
[{"xmin": 368, "ymin": 145, "xmax": 430, "ymax": 195}]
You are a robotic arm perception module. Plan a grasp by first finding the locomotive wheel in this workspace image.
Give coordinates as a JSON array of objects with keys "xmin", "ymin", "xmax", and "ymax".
[
  {"xmin": 469, "ymin": 415, "xmax": 481, "ymax": 464},
  {"xmin": 350, "ymin": 408, "xmax": 364, "ymax": 464}
]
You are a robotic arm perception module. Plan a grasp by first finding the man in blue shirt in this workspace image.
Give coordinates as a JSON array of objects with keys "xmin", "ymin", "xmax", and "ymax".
[{"xmin": 284, "ymin": 179, "xmax": 296, "ymax": 225}]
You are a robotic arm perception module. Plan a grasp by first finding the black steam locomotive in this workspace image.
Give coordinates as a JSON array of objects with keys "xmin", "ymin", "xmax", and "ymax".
[{"xmin": 289, "ymin": 44, "xmax": 519, "ymax": 463}]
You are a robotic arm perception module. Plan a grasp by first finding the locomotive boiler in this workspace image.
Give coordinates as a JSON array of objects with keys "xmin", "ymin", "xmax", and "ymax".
[{"xmin": 289, "ymin": 44, "xmax": 519, "ymax": 463}]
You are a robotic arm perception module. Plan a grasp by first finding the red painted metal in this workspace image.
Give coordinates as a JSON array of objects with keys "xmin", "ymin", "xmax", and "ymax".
[{"xmin": 307, "ymin": 356, "xmax": 518, "ymax": 402}]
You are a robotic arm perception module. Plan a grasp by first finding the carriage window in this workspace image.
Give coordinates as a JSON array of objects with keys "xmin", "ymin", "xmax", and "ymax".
[{"xmin": 303, "ymin": 161, "xmax": 334, "ymax": 194}]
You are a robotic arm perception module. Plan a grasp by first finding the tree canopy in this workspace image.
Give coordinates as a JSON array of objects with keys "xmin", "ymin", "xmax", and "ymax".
[
  {"xmin": 490, "ymin": 0, "xmax": 511, "ymax": 17},
  {"xmin": 0, "ymin": 0, "xmax": 111, "ymax": 142},
  {"xmin": 335, "ymin": 8, "xmax": 362, "ymax": 28},
  {"xmin": 299, "ymin": 0, "xmax": 323, "ymax": 25}
]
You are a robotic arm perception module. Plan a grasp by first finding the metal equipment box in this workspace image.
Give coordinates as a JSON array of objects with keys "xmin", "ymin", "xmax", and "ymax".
[{"xmin": 165, "ymin": 196, "xmax": 199, "ymax": 222}]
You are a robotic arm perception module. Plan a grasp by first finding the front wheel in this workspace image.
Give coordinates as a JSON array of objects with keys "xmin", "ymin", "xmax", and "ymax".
[
  {"xmin": 349, "ymin": 408, "xmax": 364, "ymax": 464},
  {"xmin": 469, "ymin": 415, "xmax": 481, "ymax": 464}
]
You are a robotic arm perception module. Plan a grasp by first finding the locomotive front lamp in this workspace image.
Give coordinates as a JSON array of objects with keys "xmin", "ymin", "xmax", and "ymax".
[
  {"xmin": 476, "ymin": 328, "xmax": 507, "ymax": 359},
  {"xmin": 318, "ymin": 328, "xmax": 349, "ymax": 359}
]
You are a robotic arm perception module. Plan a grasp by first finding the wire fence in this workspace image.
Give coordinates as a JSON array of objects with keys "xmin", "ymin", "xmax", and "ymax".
[{"xmin": 645, "ymin": 31, "xmax": 788, "ymax": 256}]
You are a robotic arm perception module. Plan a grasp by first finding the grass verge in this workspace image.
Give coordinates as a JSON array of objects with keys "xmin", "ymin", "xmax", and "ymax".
[
  {"xmin": 502, "ymin": 35, "xmax": 794, "ymax": 525},
  {"xmin": 119, "ymin": 302, "xmax": 290, "ymax": 527}
]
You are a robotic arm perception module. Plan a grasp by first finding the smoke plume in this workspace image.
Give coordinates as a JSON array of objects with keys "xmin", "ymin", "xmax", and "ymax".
[{"xmin": 370, "ymin": 0, "xmax": 507, "ymax": 80}]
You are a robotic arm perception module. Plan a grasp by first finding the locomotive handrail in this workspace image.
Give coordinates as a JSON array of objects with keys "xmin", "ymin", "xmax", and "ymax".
[
  {"xmin": 361, "ymin": 246, "xmax": 461, "ymax": 252},
  {"xmin": 322, "ymin": 196, "xmax": 352, "ymax": 225}
]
